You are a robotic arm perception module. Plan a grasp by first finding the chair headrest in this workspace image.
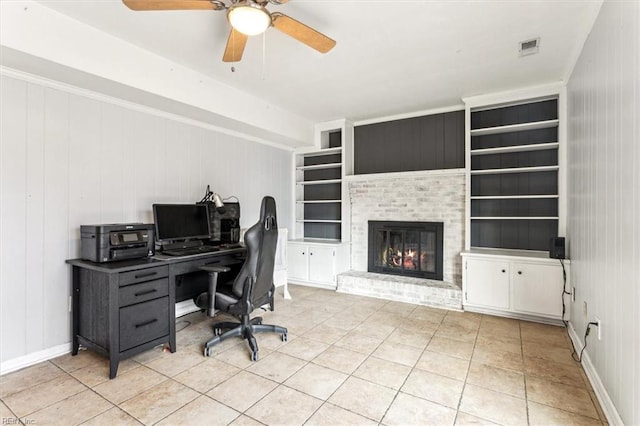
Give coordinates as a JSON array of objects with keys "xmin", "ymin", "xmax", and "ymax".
[{"xmin": 260, "ymin": 196, "xmax": 277, "ymax": 231}]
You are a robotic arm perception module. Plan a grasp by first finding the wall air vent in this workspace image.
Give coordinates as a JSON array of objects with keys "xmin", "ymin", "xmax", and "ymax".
[{"xmin": 519, "ymin": 38, "xmax": 540, "ymax": 56}]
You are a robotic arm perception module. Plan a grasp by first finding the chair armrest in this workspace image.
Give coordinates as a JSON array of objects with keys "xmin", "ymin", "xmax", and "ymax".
[
  {"xmin": 201, "ymin": 265, "xmax": 231, "ymax": 273},
  {"xmin": 197, "ymin": 264, "xmax": 232, "ymax": 317}
]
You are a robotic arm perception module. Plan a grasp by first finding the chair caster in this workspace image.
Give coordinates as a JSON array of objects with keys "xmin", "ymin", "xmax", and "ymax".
[
  {"xmin": 214, "ymin": 328, "xmax": 222, "ymax": 336},
  {"xmin": 204, "ymin": 347, "xmax": 212, "ymax": 357},
  {"xmin": 281, "ymin": 333, "xmax": 288, "ymax": 342},
  {"xmin": 251, "ymin": 351, "xmax": 259, "ymax": 362}
]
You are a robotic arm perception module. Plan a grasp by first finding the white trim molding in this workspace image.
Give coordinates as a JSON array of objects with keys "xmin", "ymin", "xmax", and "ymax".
[
  {"xmin": 354, "ymin": 104, "xmax": 465, "ymax": 127},
  {"xmin": 0, "ymin": 66, "xmax": 296, "ymax": 152},
  {"xmin": 1, "ymin": 343, "xmax": 71, "ymax": 376},
  {"xmin": 568, "ymin": 322, "xmax": 624, "ymax": 426},
  {"xmin": 345, "ymin": 168, "xmax": 465, "ymax": 182}
]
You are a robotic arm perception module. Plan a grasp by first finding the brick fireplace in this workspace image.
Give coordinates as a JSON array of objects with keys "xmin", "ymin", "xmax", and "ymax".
[{"xmin": 337, "ymin": 170, "xmax": 465, "ymax": 309}]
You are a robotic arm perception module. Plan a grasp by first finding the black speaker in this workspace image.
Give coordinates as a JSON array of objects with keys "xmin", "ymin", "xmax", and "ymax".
[{"xmin": 549, "ymin": 237, "xmax": 565, "ymax": 259}]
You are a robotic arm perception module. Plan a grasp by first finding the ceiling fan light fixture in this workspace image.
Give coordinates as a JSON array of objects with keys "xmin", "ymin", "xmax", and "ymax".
[{"xmin": 228, "ymin": 1, "xmax": 272, "ymax": 36}]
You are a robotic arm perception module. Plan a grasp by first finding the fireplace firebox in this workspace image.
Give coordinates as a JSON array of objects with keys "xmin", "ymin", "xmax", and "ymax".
[{"xmin": 368, "ymin": 221, "xmax": 443, "ymax": 280}]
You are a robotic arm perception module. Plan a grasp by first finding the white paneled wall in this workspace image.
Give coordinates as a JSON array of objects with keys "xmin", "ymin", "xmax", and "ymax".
[
  {"xmin": 0, "ymin": 73, "xmax": 293, "ymax": 365},
  {"xmin": 566, "ymin": 1, "xmax": 639, "ymax": 424}
]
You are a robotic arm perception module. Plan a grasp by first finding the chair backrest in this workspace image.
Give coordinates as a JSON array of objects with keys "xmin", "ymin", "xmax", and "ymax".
[{"xmin": 231, "ymin": 196, "xmax": 278, "ymax": 308}]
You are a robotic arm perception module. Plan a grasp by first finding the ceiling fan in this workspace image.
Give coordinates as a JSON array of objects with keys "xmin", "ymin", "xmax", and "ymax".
[{"xmin": 122, "ymin": 0, "xmax": 336, "ymax": 62}]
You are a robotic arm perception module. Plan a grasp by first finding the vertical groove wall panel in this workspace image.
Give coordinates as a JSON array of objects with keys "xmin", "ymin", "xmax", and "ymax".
[
  {"xmin": 0, "ymin": 77, "xmax": 28, "ymax": 361},
  {"xmin": 567, "ymin": 1, "xmax": 639, "ymax": 424},
  {"xmin": 0, "ymin": 74, "xmax": 293, "ymax": 365},
  {"xmin": 25, "ymin": 83, "xmax": 46, "ymax": 354},
  {"xmin": 100, "ymin": 102, "xmax": 127, "ymax": 223},
  {"xmin": 42, "ymin": 87, "xmax": 71, "ymax": 348},
  {"xmin": 69, "ymin": 95, "xmax": 102, "ymax": 251}
]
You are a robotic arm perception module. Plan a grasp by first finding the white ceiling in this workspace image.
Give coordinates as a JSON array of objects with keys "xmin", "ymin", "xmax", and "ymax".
[{"xmin": 32, "ymin": 0, "xmax": 601, "ymax": 124}]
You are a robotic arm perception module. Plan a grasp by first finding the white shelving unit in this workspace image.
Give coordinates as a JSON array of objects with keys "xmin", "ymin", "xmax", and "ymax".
[
  {"xmin": 461, "ymin": 84, "xmax": 569, "ymax": 323},
  {"xmin": 466, "ymin": 94, "xmax": 563, "ymax": 251},
  {"xmin": 289, "ymin": 119, "xmax": 353, "ymax": 289}
]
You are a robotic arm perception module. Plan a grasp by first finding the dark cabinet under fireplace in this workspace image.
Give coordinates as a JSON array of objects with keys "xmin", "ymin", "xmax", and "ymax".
[{"xmin": 368, "ymin": 221, "xmax": 443, "ymax": 280}]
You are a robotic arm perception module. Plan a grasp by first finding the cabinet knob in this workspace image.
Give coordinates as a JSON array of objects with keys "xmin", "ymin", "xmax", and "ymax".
[
  {"xmin": 501, "ymin": 269, "xmax": 506, "ymax": 273},
  {"xmin": 310, "ymin": 252, "xmax": 313, "ymax": 256},
  {"xmin": 302, "ymin": 252, "xmax": 305, "ymax": 255},
  {"xmin": 518, "ymin": 271, "xmax": 522, "ymax": 275}
]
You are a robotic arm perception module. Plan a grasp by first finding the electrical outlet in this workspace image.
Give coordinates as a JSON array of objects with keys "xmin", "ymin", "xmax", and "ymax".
[
  {"xmin": 583, "ymin": 301, "xmax": 588, "ymax": 321},
  {"xmin": 596, "ymin": 317, "xmax": 602, "ymax": 340},
  {"xmin": 572, "ymin": 287, "xmax": 576, "ymax": 302}
]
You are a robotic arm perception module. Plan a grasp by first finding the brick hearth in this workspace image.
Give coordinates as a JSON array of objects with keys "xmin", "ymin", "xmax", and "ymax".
[{"xmin": 337, "ymin": 270, "xmax": 462, "ymax": 310}]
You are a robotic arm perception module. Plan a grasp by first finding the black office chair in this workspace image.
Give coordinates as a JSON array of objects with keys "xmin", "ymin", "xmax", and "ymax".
[{"xmin": 196, "ymin": 196, "xmax": 287, "ymax": 361}]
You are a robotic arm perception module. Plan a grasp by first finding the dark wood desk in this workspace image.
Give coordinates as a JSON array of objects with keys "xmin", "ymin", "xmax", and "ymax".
[{"xmin": 66, "ymin": 247, "xmax": 246, "ymax": 379}]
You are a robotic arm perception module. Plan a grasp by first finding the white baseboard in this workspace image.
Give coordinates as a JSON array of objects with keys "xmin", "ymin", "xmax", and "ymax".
[
  {"xmin": 567, "ymin": 322, "xmax": 624, "ymax": 426},
  {"xmin": 175, "ymin": 299, "xmax": 201, "ymax": 318},
  {"xmin": 1, "ymin": 343, "xmax": 72, "ymax": 376}
]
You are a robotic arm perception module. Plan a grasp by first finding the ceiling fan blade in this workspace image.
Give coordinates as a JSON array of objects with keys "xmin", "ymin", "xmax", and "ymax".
[
  {"xmin": 271, "ymin": 13, "xmax": 336, "ymax": 54},
  {"xmin": 223, "ymin": 29, "xmax": 249, "ymax": 62},
  {"xmin": 122, "ymin": 0, "xmax": 224, "ymax": 11}
]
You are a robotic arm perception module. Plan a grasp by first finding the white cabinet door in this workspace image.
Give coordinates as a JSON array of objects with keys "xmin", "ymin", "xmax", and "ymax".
[
  {"xmin": 465, "ymin": 258, "xmax": 510, "ymax": 309},
  {"xmin": 308, "ymin": 246, "xmax": 335, "ymax": 284},
  {"xmin": 288, "ymin": 245, "xmax": 309, "ymax": 281},
  {"xmin": 512, "ymin": 262, "xmax": 563, "ymax": 317}
]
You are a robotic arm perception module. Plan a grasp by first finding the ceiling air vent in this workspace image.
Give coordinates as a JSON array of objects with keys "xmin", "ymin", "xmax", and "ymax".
[{"xmin": 519, "ymin": 38, "xmax": 540, "ymax": 57}]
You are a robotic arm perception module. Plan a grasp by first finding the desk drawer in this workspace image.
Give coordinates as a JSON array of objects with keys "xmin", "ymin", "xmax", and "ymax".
[
  {"xmin": 119, "ymin": 265, "xmax": 168, "ymax": 287},
  {"xmin": 119, "ymin": 278, "xmax": 168, "ymax": 307},
  {"xmin": 119, "ymin": 297, "xmax": 169, "ymax": 351}
]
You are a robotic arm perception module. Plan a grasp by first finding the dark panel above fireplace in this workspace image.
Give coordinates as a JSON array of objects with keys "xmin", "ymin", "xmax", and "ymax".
[
  {"xmin": 354, "ymin": 110, "xmax": 464, "ymax": 175},
  {"xmin": 368, "ymin": 221, "xmax": 443, "ymax": 280}
]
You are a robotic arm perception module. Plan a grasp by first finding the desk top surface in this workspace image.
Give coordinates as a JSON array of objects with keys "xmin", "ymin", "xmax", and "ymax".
[{"xmin": 67, "ymin": 246, "xmax": 247, "ymax": 273}]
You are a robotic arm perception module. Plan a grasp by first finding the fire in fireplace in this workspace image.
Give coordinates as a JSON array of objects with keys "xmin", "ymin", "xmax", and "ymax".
[{"xmin": 368, "ymin": 221, "xmax": 443, "ymax": 280}]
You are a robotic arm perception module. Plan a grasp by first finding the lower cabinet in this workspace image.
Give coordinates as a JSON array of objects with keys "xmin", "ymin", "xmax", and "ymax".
[
  {"xmin": 462, "ymin": 250, "xmax": 570, "ymax": 322},
  {"xmin": 287, "ymin": 240, "xmax": 349, "ymax": 289},
  {"xmin": 464, "ymin": 258, "xmax": 510, "ymax": 310},
  {"xmin": 74, "ymin": 263, "xmax": 173, "ymax": 379}
]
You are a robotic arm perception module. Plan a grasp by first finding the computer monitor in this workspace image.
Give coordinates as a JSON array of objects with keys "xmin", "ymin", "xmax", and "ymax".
[{"xmin": 152, "ymin": 203, "xmax": 211, "ymax": 245}]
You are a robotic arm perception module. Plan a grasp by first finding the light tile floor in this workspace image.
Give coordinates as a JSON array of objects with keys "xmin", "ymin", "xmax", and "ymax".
[{"xmin": 0, "ymin": 285, "xmax": 607, "ymax": 425}]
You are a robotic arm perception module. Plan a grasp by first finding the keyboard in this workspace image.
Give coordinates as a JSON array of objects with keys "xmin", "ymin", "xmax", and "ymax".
[
  {"xmin": 221, "ymin": 243, "xmax": 242, "ymax": 249},
  {"xmin": 162, "ymin": 245, "xmax": 220, "ymax": 257}
]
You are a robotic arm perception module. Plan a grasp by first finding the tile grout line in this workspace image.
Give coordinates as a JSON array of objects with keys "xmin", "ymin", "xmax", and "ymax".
[{"xmin": 451, "ymin": 312, "xmax": 480, "ymax": 425}]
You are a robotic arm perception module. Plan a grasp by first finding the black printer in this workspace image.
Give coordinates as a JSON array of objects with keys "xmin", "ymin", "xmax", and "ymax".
[{"xmin": 81, "ymin": 223, "xmax": 154, "ymax": 263}]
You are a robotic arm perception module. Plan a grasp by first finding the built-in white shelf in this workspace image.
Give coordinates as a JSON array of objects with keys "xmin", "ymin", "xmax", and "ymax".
[
  {"xmin": 470, "ymin": 217, "xmax": 559, "ymax": 220},
  {"xmin": 296, "ymin": 179, "xmax": 342, "ymax": 185},
  {"xmin": 470, "ymin": 119, "xmax": 559, "ymax": 136},
  {"xmin": 470, "ymin": 142, "xmax": 559, "ymax": 156},
  {"xmin": 470, "ymin": 195, "xmax": 559, "ymax": 200},
  {"xmin": 298, "ymin": 147, "xmax": 342, "ymax": 157},
  {"xmin": 296, "ymin": 200, "xmax": 342, "ymax": 204},
  {"xmin": 470, "ymin": 165, "xmax": 559, "ymax": 175},
  {"xmin": 296, "ymin": 219, "xmax": 342, "ymax": 223},
  {"xmin": 296, "ymin": 162, "xmax": 342, "ymax": 171}
]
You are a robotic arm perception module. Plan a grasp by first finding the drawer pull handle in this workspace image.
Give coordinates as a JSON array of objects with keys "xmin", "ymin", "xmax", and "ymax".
[
  {"xmin": 135, "ymin": 319, "xmax": 158, "ymax": 328},
  {"xmin": 135, "ymin": 289, "xmax": 157, "ymax": 297},
  {"xmin": 135, "ymin": 271, "xmax": 157, "ymax": 279}
]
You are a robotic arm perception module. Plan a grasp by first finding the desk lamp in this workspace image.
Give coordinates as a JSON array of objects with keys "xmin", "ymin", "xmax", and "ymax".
[{"xmin": 199, "ymin": 185, "xmax": 226, "ymax": 214}]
